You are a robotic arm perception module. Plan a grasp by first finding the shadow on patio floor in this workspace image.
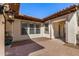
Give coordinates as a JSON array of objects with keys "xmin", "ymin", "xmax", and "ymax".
[{"xmin": 5, "ymin": 39, "xmax": 44, "ymax": 56}]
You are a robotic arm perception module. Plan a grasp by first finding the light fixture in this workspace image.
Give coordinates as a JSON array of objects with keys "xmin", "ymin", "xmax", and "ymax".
[
  {"xmin": 5, "ymin": 10, "xmax": 15, "ymax": 24},
  {"xmin": 2, "ymin": 4, "xmax": 15, "ymax": 24}
]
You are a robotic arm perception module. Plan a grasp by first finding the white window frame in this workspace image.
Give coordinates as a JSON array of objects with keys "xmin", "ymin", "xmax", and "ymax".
[
  {"xmin": 35, "ymin": 24, "xmax": 40, "ymax": 34},
  {"xmin": 44, "ymin": 23, "xmax": 49, "ymax": 34}
]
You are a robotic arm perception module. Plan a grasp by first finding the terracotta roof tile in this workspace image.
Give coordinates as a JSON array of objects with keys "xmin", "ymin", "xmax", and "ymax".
[
  {"xmin": 43, "ymin": 4, "xmax": 78, "ymax": 22},
  {"xmin": 15, "ymin": 14, "xmax": 43, "ymax": 22},
  {"xmin": 9, "ymin": 4, "xmax": 79, "ymax": 22}
]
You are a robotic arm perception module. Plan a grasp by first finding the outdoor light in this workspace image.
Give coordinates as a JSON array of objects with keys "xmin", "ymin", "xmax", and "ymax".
[
  {"xmin": 5, "ymin": 10, "xmax": 15, "ymax": 24},
  {"xmin": 2, "ymin": 4, "xmax": 15, "ymax": 24}
]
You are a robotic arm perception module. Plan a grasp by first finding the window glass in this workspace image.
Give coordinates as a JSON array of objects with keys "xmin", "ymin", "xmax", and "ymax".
[
  {"xmin": 36, "ymin": 24, "xmax": 40, "ymax": 34},
  {"xmin": 21, "ymin": 22, "xmax": 41, "ymax": 34},
  {"xmin": 30, "ymin": 24, "xmax": 35, "ymax": 34},
  {"xmin": 44, "ymin": 23, "xmax": 49, "ymax": 34},
  {"xmin": 30, "ymin": 24, "xmax": 34, "ymax": 28},
  {"xmin": 21, "ymin": 22, "xmax": 28, "ymax": 35}
]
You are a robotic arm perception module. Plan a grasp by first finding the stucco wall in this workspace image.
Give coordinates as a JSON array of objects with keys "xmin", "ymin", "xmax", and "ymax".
[
  {"xmin": 6, "ymin": 11, "xmax": 78, "ymax": 44},
  {"xmin": 12, "ymin": 19, "xmax": 44, "ymax": 41},
  {"xmin": 50, "ymin": 15, "xmax": 66, "ymax": 40},
  {"xmin": 53, "ymin": 22, "xmax": 60, "ymax": 38},
  {"xmin": 50, "ymin": 12, "xmax": 78, "ymax": 44},
  {"xmin": 0, "ymin": 15, "xmax": 5, "ymax": 56},
  {"xmin": 53, "ymin": 21, "xmax": 65, "ymax": 38},
  {"xmin": 6, "ymin": 21, "xmax": 12, "ymax": 34},
  {"xmin": 43, "ymin": 21, "xmax": 50, "ymax": 38},
  {"xmin": 65, "ymin": 12, "xmax": 77, "ymax": 44}
]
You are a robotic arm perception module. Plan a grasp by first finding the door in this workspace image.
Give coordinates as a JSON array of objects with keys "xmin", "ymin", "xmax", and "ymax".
[{"xmin": 58, "ymin": 21, "xmax": 65, "ymax": 41}]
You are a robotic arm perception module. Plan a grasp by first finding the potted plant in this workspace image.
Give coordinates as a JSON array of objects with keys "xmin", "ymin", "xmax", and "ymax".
[{"xmin": 5, "ymin": 31, "xmax": 13, "ymax": 47}]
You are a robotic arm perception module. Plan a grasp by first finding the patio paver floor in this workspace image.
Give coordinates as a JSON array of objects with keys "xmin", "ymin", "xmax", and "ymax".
[{"xmin": 5, "ymin": 38, "xmax": 79, "ymax": 56}]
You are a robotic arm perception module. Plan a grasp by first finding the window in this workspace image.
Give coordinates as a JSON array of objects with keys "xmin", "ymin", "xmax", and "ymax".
[
  {"xmin": 21, "ymin": 22, "xmax": 28, "ymax": 35},
  {"xmin": 21, "ymin": 22, "xmax": 41, "ymax": 35},
  {"xmin": 36, "ymin": 24, "xmax": 40, "ymax": 34},
  {"xmin": 44, "ymin": 23, "xmax": 49, "ymax": 34},
  {"xmin": 30, "ymin": 24, "xmax": 35, "ymax": 34},
  {"xmin": 29, "ymin": 23, "xmax": 40, "ymax": 34}
]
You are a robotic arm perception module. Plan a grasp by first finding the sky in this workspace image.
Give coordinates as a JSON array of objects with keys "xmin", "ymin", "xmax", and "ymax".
[{"xmin": 20, "ymin": 3, "xmax": 74, "ymax": 19}]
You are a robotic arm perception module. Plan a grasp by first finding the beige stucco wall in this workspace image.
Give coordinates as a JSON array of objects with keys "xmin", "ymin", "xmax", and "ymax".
[
  {"xmin": 50, "ymin": 12, "xmax": 78, "ymax": 44},
  {"xmin": 50, "ymin": 15, "xmax": 66, "ymax": 40},
  {"xmin": 6, "ymin": 21, "xmax": 12, "ymax": 35},
  {"xmin": 6, "ymin": 18, "xmax": 51, "ymax": 42},
  {"xmin": 0, "ymin": 14, "xmax": 5, "ymax": 56},
  {"xmin": 52, "ymin": 21, "xmax": 65, "ymax": 38},
  {"xmin": 53, "ymin": 22, "xmax": 60, "ymax": 38},
  {"xmin": 11, "ymin": 19, "xmax": 52, "ymax": 41},
  {"xmin": 65, "ymin": 12, "xmax": 77, "ymax": 44},
  {"xmin": 6, "ymin": 11, "xmax": 78, "ymax": 45},
  {"xmin": 12, "ymin": 19, "xmax": 44, "ymax": 41},
  {"xmin": 43, "ymin": 21, "xmax": 50, "ymax": 38}
]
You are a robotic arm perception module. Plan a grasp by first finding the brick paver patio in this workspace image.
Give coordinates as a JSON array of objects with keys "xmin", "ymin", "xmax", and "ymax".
[{"xmin": 5, "ymin": 38, "xmax": 79, "ymax": 56}]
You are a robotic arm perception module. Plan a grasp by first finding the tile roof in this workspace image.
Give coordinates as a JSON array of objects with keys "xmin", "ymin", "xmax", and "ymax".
[
  {"xmin": 43, "ymin": 4, "xmax": 79, "ymax": 22},
  {"xmin": 9, "ymin": 4, "xmax": 79, "ymax": 22}
]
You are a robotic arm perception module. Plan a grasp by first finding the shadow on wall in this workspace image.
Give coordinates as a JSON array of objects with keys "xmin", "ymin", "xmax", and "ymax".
[
  {"xmin": 67, "ymin": 12, "xmax": 74, "ymax": 22},
  {"xmin": 5, "ymin": 39, "xmax": 44, "ymax": 56}
]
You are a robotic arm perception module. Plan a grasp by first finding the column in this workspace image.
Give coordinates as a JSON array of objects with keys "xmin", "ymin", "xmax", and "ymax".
[{"xmin": 49, "ymin": 20, "xmax": 55, "ymax": 39}]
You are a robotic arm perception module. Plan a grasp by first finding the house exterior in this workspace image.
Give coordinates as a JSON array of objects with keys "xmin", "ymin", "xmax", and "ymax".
[
  {"xmin": 4, "ymin": 4, "xmax": 79, "ymax": 45},
  {"xmin": 0, "ymin": 4, "xmax": 79, "ymax": 55}
]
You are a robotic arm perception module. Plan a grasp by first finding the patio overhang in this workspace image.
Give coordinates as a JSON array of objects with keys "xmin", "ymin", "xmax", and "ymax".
[{"xmin": 14, "ymin": 14, "xmax": 43, "ymax": 22}]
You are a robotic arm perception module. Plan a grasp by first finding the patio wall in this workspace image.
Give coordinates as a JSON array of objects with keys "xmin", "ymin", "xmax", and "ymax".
[
  {"xmin": 50, "ymin": 12, "xmax": 78, "ymax": 45},
  {"xmin": 6, "ymin": 11, "xmax": 78, "ymax": 45},
  {"xmin": 65, "ymin": 12, "xmax": 78, "ymax": 44},
  {"xmin": 50, "ymin": 15, "xmax": 67, "ymax": 40},
  {"xmin": 12, "ymin": 19, "xmax": 45, "ymax": 41},
  {"xmin": 43, "ymin": 21, "xmax": 50, "ymax": 38}
]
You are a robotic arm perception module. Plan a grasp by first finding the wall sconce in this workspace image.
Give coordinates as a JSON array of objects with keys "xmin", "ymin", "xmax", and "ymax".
[
  {"xmin": 5, "ymin": 10, "xmax": 15, "ymax": 24},
  {"xmin": 2, "ymin": 4, "xmax": 15, "ymax": 24}
]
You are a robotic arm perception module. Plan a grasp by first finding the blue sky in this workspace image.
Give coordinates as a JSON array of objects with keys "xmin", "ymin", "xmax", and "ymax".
[{"xmin": 20, "ymin": 3, "xmax": 73, "ymax": 19}]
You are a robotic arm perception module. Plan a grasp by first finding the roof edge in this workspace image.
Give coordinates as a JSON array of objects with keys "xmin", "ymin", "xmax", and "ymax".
[
  {"xmin": 15, "ymin": 14, "xmax": 43, "ymax": 22},
  {"xmin": 42, "ymin": 4, "xmax": 79, "ymax": 22},
  {"xmin": 9, "ymin": 4, "xmax": 79, "ymax": 23}
]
